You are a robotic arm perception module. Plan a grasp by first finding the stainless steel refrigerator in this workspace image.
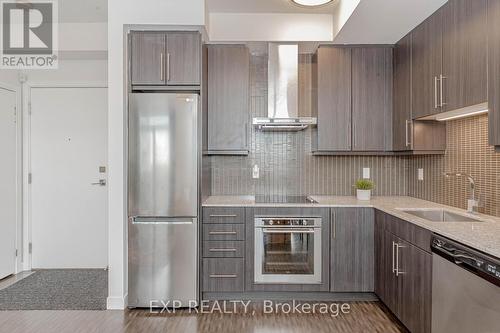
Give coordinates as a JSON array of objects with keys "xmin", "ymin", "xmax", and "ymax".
[{"xmin": 128, "ymin": 93, "xmax": 198, "ymax": 308}]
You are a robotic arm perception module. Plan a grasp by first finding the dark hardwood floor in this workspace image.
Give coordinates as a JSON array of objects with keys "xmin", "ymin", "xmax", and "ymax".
[{"xmin": 0, "ymin": 301, "xmax": 407, "ymax": 333}]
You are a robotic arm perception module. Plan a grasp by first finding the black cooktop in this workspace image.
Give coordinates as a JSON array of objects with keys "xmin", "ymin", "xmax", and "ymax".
[{"xmin": 255, "ymin": 195, "xmax": 317, "ymax": 204}]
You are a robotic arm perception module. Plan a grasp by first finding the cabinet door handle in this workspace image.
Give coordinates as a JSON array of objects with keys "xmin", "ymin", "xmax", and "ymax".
[
  {"xmin": 208, "ymin": 231, "xmax": 237, "ymax": 235},
  {"xmin": 160, "ymin": 53, "xmax": 164, "ymax": 82},
  {"xmin": 395, "ymin": 243, "xmax": 405, "ymax": 277},
  {"xmin": 209, "ymin": 274, "xmax": 237, "ymax": 278},
  {"xmin": 331, "ymin": 210, "xmax": 336, "ymax": 239},
  {"xmin": 208, "ymin": 248, "xmax": 237, "ymax": 252},
  {"xmin": 210, "ymin": 214, "xmax": 237, "ymax": 218},
  {"xmin": 392, "ymin": 241, "xmax": 397, "ymax": 274},
  {"xmin": 405, "ymin": 120, "xmax": 410, "ymax": 147},
  {"xmin": 440, "ymin": 74, "xmax": 446, "ymax": 107},
  {"xmin": 166, "ymin": 53, "xmax": 171, "ymax": 82},
  {"xmin": 434, "ymin": 76, "xmax": 439, "ymax": 109}
]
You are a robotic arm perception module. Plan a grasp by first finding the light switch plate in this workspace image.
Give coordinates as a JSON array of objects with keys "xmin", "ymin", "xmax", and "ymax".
[
  {"xmin": 418, "ymin": 168, "xmax": 424, "ymax": 181},
  {"xmin": 252, "ymin": 165, "xmax": 260, "ymax": 179},
  {"xmin": 363, "ymin": 168, "xmax": 370, "ymax": 179}
]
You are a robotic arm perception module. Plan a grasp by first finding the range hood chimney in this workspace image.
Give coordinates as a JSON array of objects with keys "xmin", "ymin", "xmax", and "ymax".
[{"xmin": 253, "ymin": 43, "xmax": 317, "ymax": 131}]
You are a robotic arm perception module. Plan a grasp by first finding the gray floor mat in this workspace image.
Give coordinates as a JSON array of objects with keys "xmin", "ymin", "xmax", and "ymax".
[{"xmin": 0, "ymin": 269, "xmax": 107, "ymax": 310}]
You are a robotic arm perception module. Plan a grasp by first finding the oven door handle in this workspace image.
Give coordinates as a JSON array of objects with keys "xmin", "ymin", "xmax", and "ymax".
[{"xmin": 262, "ymin": 228, "xmax": 315, "ymax": 234}]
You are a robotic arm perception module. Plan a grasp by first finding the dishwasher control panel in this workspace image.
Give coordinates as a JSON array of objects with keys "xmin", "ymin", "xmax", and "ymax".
[{"xmin": 432, "ymin": 235, "xmax": 500, "ymax": 286}]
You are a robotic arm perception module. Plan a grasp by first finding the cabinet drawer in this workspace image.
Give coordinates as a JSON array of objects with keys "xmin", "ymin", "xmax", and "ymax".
[
  {"xmin": 376, "ymin": 210, "xmax": 432, "ymax": 253},
  {"xmin": 202, "ymin": 258, "xmax": 244, "ymax": 292},
  {"xmin": 203, "ymin": 224, "xmax": 245, "ymax": 241},
  {"xmin": 202, "ymin": 241, "xmax": 244, "ymax": 258},
  {"xmin": 203, "ymin": 207, "xmax": 244, "ymax": 224}
]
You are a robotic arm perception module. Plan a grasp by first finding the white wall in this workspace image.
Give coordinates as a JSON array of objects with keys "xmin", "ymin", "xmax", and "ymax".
[
  {"xmin": 208, "ymin": 13, "xmax": 333, "ymax": 41},
  {"xmin": 107, "ymin": 0, "xmax": 205, "ymax": 310}
]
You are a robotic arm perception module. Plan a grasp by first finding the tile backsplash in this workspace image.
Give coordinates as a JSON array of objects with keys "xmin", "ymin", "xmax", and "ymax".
[
  {"xmin": 207, "ymin": 52, "xmax": 500, "ymax": 217},
  {"xmin": 408, "ymin": 115, "xmax": 500, "ymax": 217},
  {"xmin": 209, "ymin": 53, "xmax": 408, "ymax": 197}
]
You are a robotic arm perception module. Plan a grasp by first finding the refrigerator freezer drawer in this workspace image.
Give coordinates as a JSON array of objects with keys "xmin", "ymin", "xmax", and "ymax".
[{"xmin": 128, "ymin": 217, "xmax": 198, "ymax": 308}]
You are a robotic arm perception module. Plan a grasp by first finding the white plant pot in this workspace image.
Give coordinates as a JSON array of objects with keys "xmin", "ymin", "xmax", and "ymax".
[{"xmin": 356, "ymin": 189, "xmax": 371, "ymax": 201}]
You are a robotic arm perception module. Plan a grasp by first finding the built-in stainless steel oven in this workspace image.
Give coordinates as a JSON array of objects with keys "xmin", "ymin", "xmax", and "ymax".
[{"xmin": 254, "ymin": 217, "xmax": 322, "ymax": 284}]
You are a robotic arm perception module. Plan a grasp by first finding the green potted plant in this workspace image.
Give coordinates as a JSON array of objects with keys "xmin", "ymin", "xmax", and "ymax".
[{"xmin": 354, "ymin": 179, "xmax": 374, "ymax": 201}]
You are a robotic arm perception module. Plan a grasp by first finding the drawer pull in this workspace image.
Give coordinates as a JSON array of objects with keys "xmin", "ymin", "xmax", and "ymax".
[
  {"xmin": 209, "ymin": 274, "xmax": 237, "ymax": 278},
  {"xmin": 209, "ymin": 248, "xmax": 237, "ymax": 252},
  {"xmin": 209, "ymin": 231, "xmax": 237, "ymax": 235},
  {"xmin": 209, "ymin": 214, "xmax": 238, "ymax": 218}
]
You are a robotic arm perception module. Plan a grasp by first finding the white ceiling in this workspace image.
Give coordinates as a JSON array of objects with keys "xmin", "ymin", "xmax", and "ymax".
[
  {"xmin": 58, "ymin": 0, "xmax": 107, "ymax": 23},
  {"xmin": 207, "ymin": 0, "xmax": 338, "ymax": 14},
  {"xmin": 333, "ymin": 0, "xmax": 448, "ymax": 44}
]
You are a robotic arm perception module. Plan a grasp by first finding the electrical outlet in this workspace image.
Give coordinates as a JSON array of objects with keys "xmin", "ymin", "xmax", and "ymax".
[
  {"xmin": 418, "ymin": 168, "xmax": 424, "ymax": 181},
  {"xmin": 363, "ymin": 168, "xmax": 370, "ymax": 179},
  {"xmin": 252, "ymin": 165, "xmax": 260, "ymax": 179}
]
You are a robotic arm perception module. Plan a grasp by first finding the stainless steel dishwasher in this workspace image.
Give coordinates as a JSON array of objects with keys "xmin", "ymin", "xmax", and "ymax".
[{"xmin": 431, "ymin": 235, "xmax": 500, "ymax": 333}]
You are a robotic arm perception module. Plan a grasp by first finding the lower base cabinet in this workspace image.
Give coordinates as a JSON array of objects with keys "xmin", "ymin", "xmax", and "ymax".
[
  {"xmin": 375, "ymin": 211, "xmax": 432, "ymax": 333},
  {"xmin": 202, "ymin": 258, "xmax": 244, "ymax": 292},
  {"xmin": 330, "ymin": 208, "xmax": 374, "ymax": 292}
]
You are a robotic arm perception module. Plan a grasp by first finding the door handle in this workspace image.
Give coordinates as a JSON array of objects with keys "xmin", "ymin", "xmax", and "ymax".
[
  {"xmin": 91, "ymin": 179, "xmax": 106, "ymax": 186},
  {"xmin": 166, "ymin": 53, "xmax": 171, "ymax": 82},
  {"xmin": 331, "ymin": 210, "xmax": 336, "ymax": 239},
  {"xmin": 439, "ymin": 74, "xmax": 446, "ymax": 107},
  {"xmin": 405, "ymin": 120, "xmax": 410, "ymax": 147},
  {"xmin": 160, "ymin": 53, "xmax": 164, "ymax": 82},
  {"xmin": 434, "ymin": 76, "xmax": 439, "ymax": 109},
  {"xmin": 395, "ymin": 243, "xmax": 404, "ymax": 276},
  {"xmin": 392, "ymin": 241, "xmax": 397, "ymax": 274}
]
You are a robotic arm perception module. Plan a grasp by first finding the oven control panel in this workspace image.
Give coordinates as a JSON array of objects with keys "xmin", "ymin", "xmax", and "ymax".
[{"xmin": 255, "ymin": 217, "xmax": 322, "ymax": 228}]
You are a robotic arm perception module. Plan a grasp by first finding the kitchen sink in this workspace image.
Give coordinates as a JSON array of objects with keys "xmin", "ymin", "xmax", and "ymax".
[{"xmin": 396, "ymin": 208, "xmax": 483, "ymax": 222}]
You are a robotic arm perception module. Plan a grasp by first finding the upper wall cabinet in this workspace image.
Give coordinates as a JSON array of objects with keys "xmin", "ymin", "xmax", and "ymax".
[
  {"xmin": 351, "ymin": 47, "xmax": 393, "ymax": 152},
  {"xmin": 207, "ymin": 45, "xmax": 250, "ymax": 155},
  {"xmin": 393, "ymin": 34, "xmax": 446, "ymax": 153},
  {"xmin": 130, "ymin": 32, "xmax": 201, "ymax": 86},
  {"xmin": 441, "ymin": 0, "xmax": 488, "ymax": 112},
  {"xmin": 411, "ymin": 0, "xmax": 488, "ymax": 119},
  {"xmin": 488, "ymin": 0, "xmax": 500, "ymax": 150},
  {"xmin": 313, "ymin": 47, "xmax": 352, "ymax": 151},
  {"xmin": 313, "ymin": 46, "xmax": 392, "ymax": 154},
  {"xmin": 411, "ymin": 8, "xmax": 444, "ymax": 119}
]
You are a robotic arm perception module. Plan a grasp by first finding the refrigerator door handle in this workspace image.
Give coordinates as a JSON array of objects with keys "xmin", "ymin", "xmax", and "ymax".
[{"xmin": 130, "ymin": 216, "xmax": 196, "ymax": 225}]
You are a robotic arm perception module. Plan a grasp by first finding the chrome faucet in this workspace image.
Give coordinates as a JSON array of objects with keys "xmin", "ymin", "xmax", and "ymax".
[{"xmin": 443, "ymin": 172, "xmax": 478, "ymax": 213}]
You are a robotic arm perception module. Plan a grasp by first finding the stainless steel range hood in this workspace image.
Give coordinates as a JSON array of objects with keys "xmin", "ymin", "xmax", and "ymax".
[{"xmin": 253, "ymin": 43, "xmax": 316, "ymax": 131}]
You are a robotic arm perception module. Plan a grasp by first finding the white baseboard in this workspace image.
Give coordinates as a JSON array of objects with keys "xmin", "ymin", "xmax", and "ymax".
[{"xmin": 107, "ymin": 293, "xmax": 128, "ymax": 310}]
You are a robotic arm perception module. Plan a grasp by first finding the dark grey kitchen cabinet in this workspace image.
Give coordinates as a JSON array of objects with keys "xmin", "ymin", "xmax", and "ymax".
[
  {"xmin": 165, "ymin": 32, "xmax": 201, "ymax": 85},
  {"xmin": 393, "ymin": 33, "xmax": 446, "ymax": 153},
  {"xmin": 207, "ymin": 45, "xmax": 249, "ymax": 154},
  {"xmin": 393, "ymin": 34, "xmax": 413, "ymax": 151},
  {"xmin": 330, "ymin": 208, "xmax": 374, "ymax": 292},
  {"xmin": 375, "ymin": 210, "xmax": 432, "ymax": 333},
  {"xmin": 202, "ymin": 258, "xmax": 244, "ymax": 292},
  {"xmin": 351, "ymin": 47, "xmax": 393, "ymax": 151},
  {"xmin": 313, "ymin": 46, "xmax": 352, "ymax": 152},
  {"xmin": 488, "ymin": 0, "xmax": 500, "ymax": 149},
  {"xmin": 131, "ymin": 33, "xmax": 166, "ymax": 85},
  {"xmin": 441, "ymin": 0, "xmax": 488, "ymax": 112},
  {"xmin": 411, "ymin": 8, "xmax": 443, "ymax": 119},
  {"xmin": 130, "ymin": 32, "xmax": 201, "ymax": 86},
  {"xmin": 396, "ymin": 238, "xmax": 432, "ymax": 333}
]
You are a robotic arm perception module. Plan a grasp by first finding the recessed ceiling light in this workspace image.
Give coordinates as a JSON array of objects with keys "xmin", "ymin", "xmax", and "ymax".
[{"xmin": 291, "ymin": 0, "xmax": 334, "ymax": 7}]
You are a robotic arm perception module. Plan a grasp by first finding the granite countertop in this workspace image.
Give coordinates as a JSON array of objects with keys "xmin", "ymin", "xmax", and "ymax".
[{"xmin": 202, "ymin": 195, "xmax": 500, "ymax": 258}]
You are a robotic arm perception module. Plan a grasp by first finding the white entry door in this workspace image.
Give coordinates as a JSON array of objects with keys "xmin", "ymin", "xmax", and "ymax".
[
  {"xmin": 0, "ymin": 87, "xmax": 17, "ymax": 279},
  {"xmin": 30, "ymin": 87, "xmax": 108, "ymax": 269}
]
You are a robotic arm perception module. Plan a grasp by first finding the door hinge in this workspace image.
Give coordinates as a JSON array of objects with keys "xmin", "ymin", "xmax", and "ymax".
[
  {"xmin": 28, "ymin": 243, "xmax": 32, "ymax": 254},
  {"xmin": 28, "ymin": 173, "xmax": 32, "ymax": 184},
  {"xmin": 15, "ymin": 249, "xmax": 18, "ymax": 257},
  {"xmin": 28, "ymin": 102, "xmax": 32, "ymax": 115}
]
